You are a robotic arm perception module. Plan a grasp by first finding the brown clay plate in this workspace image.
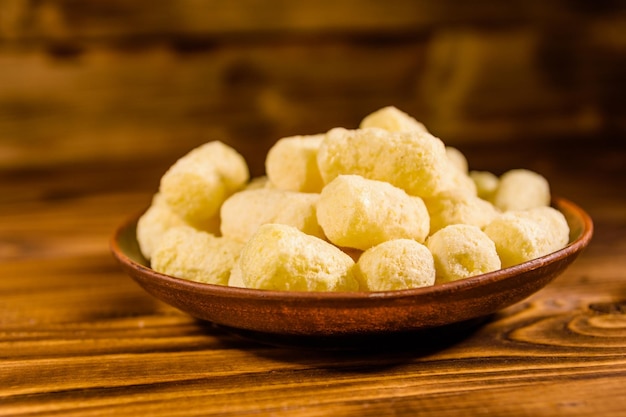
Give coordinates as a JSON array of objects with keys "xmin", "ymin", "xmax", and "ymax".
[{"xmin": 111, "ymin": 197, "xmax": 593, "ymax": 343}]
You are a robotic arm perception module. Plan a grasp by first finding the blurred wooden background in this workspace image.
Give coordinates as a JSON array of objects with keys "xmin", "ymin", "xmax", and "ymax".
[{"xmin": 1, "ymin": 0, "xmax": 625, "ymax": 176}]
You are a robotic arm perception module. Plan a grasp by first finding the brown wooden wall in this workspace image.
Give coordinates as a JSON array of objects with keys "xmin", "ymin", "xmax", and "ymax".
[{"xmin": 1, "ymin": 0, "xmax": 625, "ymax": 176}]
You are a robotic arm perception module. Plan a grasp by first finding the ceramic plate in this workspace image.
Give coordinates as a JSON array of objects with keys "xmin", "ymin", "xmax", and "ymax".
[{"xmin": 111, "ymin": 197, "xmax": 593, "ymax": 346}]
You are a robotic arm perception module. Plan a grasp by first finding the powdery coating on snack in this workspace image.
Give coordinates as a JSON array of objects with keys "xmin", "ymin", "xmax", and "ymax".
[
  {"xmin": 220, "ymin": 188, "xmax": 324, "ymax": 242},
  {"xmin": 426, "ymin": 224, "xmax": 501, "ymax": 284},
  {"xmin": 265, "ymin": 134, "xmax": 325, "ymax": 193},
  {"xmin": 151, "ymin": 225, "xmax": 244, "ymax": 285},
  {"xmin": 442, "ymin": 146, "xmax": 478, "ymax": 197},
  {"xmin": 492, "ymin": 169, "xmax": 550, "ymax": 211},
  {"xmin": 470, "ymin": 170, "xmax": 500, "ymax": 201},
  {"xmin": 444, "ymin": 164, "xmax": 478, "ymax": 197},
  {"xmin": 355, "ymin": 239, "xmax": 436, "ymax": 291},
  {"xmin": 317, "ymin": 127, "xmax": 451, "ymax": 198},
  {"xmin": 239, "ymin": 223, "xmax": 359, "ymax": 291},
  {"xmin": 245, "ymin": 176, "xmax": 272, "ymax": 190},
  {"xmin": 136, "ymin": 193, "xmax": 221, "ymax": 260},
  {"xmin": 446, "ymin": 146, "xmax": 469, "ymax": 174},
  {"xmin": 359, "ymin": 106, "xmax": 428, "ymax": 133},
  {"xmin": 484, "ymin": 206, "xmax": 570, "ymax": 268},
  {"xmin": 136, "ymin": 193, "xmax": 188, "ymax": 260},
  {"xmin": 317, "ymin": 175, "xmax": 430, "ymax": 250},
  {"xmin": 424, "ymin": 191, "xmax": 499, "ymax": 234},
  {"xmin": 227, "ymin": 262, "xmax": 246, "ymax": 288},
  {"xmin": 522, "ymin": 206, "xmax": 571, "ymax": 244},
  {"xmin": 159, "ymin": 141, "xmax": 249, "ymax": 227}
]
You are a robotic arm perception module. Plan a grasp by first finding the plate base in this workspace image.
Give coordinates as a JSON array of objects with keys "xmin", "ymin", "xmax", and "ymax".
[{"xmin": 214, "ymin": 315, "xmax": 491, "ymax": 351}]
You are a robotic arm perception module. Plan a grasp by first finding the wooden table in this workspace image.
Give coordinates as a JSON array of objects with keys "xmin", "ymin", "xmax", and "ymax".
[{"xmin": 1, "ymin": 138, "xmax": 625, "ymax": 416}]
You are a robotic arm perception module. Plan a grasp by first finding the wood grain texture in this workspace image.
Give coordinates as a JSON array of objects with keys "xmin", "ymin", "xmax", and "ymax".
[
  {"xmin": 0, "ymin": 0, "xmax": 609, "ymax": 39},
  {"xmin": 1, "ymin": 3, "xmax": 626, "ymax": 415},
  {"xmin": 1, "ymin": 139, "xmax": 625, "ymax": 416},
  {"xmin": 1, "ymin": 1, "xmax": 625, "ymax": 176}
]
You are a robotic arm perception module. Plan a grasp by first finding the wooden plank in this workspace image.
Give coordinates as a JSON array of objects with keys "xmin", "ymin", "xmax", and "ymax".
[
  {"xmin": 0, "ymin": 0, "xmax": 597, "ymax": 41},
  {"xmin": 0, "ymin": 41, "xmax": 428, "ymax": 175},
  {"xmin": 0, "ymin": 127, "xmax": 625, "ymax": 416},
  {"xmin": 1, "ymin": 34, "xmax": 619, "ymax": 174},
  {"xmin": 1, "ymin": 253, "xmax": 626, "ymax": 416},
  {"xmin": 1, "ymin": 2, "xmax": 625, "ymax": 174}
]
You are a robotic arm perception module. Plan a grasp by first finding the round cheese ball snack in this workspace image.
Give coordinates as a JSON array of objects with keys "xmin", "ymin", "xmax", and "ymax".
[
  {"xmin": 159, "ymin": 141, "xmax": 249, "ymax": 228},
  {"xmin": 492, "ymin": 169, "xmax": 550, "ymax": 211},
  {"xmin": 265, "ymin": 134, "xmax": 324, "ymax": 193},
  {"xmin": 483, "ymin": 206, "xmax": 570, "ymax": 268},
  {"xmin": 239, "ymin": 224, "xmax": 359, "ymax": 291},
  {"xmin": 355, "ymin": 239, "xmax": 436, "ymax": 291},
  {"xmin": 443, "ymin": 164, "xmax": 478, "ymax": 197},
  {"xmin": 359, "ymin": 106, "xmax": 428, "ymax": 133},
  {"xmin": 151, "ymin": 225, "xmax": 244, "ymax": 285},
  {"xmin": 445, "ymin": 146, "xmax": 469, "ymax": 174},
  {"xmin": 426, "ymin": 224, "xmax": 501, "ymax": 284},
  {"xmin": 524, "ymin": 206, "xmax": 571, "ymax": 243},
  {"xmin": 470, "ymin": 170, "xmax": 499, "ymax": 202},
  {"xmin": 220, "ymin": 188, "xmax": 324, "ymax": 242},
  {"xmin": 136, "ymin": 193, "xmax": 187, "ymax": 260},
  {"xmin": 317, "ymin": 175, "xmax": 430, "ymax": 250},
  {"xmin": 245, "ymin": 176, "xmax": 272, "ymax": 190},
  {"xmin": 442, "ymin": 146, "xmax": 477, "ymax": 197},
  {"xmin": 136, "ymin": 193, "xmax": 222, "ymax": 261},
  {"xmin": 317, "ymin": 127, "xmax": 451, "ymax": 198},
  {"xmin": 424, "ymin": 191, "xmax": 499, "ymax": 234},
  {"xmin": 227, "ymin": 262, "xmax": 246, "ymax": 288}
]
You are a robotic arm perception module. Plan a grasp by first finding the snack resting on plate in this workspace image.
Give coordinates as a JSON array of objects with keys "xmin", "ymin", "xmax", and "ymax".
[
  {"xmin": 359, "ymin": 105, "xmax": 427, "ymax": 133},
  {"xmin": 355, "ymin": 239, "xmax": 436, "ymax": 291},
  {"xmin": 484, "ymin": 206, "xmax": 570, "ymax": 268},
  {"xmin": 151, "ymin": 225, "xmax": 243, "ymax": 285},
  {"xmin": 220, "ymin": 188, "xmax": 324, "ymax": 242},
  {"xmin": 136, "ymin": 193, "xmax": 188, "ymax": 260},
  {"xmin": 426, "ymin": 224, "xmax": 501, "ymax": 284},
  {"xmin": 159, "ymin": 141, "xmax": 249, "ymax": 228},
  {"xmin": 445, "ymin": 146, "xmax": 469, "ymax": 174},
  {"xmin": 424, "ymin": 191, "xmax": 499, "ymax": 234},
  {"xmin": 317, "ymin": 127, "xmax": 451, "ymax": 198},
  {"xmin": 265, "ymin": 134, "xmax": 325, "ymax": 193},
  {"xmin": 316, "ymin": 175, "xmax": 430, "ymax": 250},
  {"xmin": 136, "ymin": 106, "xmax": 570, "ymax": 292},
  {"xmin": 491, "ymin": 169, "xmax": 551, "ymax": 212},
  {"xmin": 238, "ymin": 223, "xmax": 359, "ymax": 291},
  {"xmin": 469, "ymin": 170, "xmax": 500, "ymax": 201}
]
